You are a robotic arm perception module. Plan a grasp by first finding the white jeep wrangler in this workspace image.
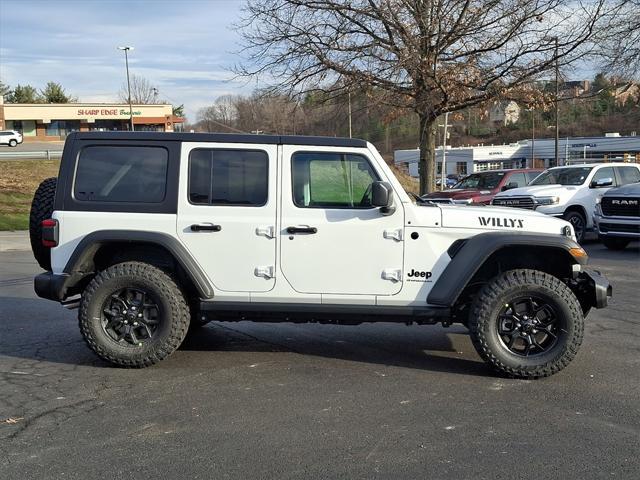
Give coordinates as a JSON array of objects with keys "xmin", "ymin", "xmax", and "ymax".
[{"xmin": 30, "ymin": 132, "xmax": 611, "ymax": 378}]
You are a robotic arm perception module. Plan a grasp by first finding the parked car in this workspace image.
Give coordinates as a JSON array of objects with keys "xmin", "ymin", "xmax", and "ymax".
[
  {"xmin": 594, "ymin": 182, "xmax": 640, "ymax": 250},
  {"xmin": 422, "ymin": 169, "xmax": 543, "ymax": 205},
  {"xmin": 491, "ymin": 163, "xmax": 640, "ymax": 243},
  {"xmin": 29, "ymin": 131, "xmax": 610, "ymax": 378},
  {"xmin": 0, "ymin": 130, "xmax": 23, "ymax": 147},
  {"xmin": 435, "ymin": 174, "xmax": 460, "ymax": 189}
]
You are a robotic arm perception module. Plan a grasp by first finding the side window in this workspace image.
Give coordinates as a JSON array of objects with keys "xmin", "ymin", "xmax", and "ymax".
[
  {"xmin": 507, "ymin": 172, "xmax": 527, "ymax": 187},
  {"xmin": 616, "ymin": 166, "xmax": 640, "ymax": 185},
  {"xmin": 74, "ymin": 146, "xmax": 168, "ymax": 202},
  {"xmin": 188, "ymin": 149, "xmax": 268, "ymax": 206},
  {"xmin": 526, "ymin": 171, "xmax": 541, "ymax": 183},
  {"xmin": 292, "ymin": 152, "xmax": 379, "ymax": 208},
  {"xmin": 591, "ymin": 167, "xmax": 616, "ymax": 186}
]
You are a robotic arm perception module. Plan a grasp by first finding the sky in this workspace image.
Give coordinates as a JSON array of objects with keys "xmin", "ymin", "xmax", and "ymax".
[{"xmin": 0, "ymin": 0, "xmax": 256, "ymax": 121}]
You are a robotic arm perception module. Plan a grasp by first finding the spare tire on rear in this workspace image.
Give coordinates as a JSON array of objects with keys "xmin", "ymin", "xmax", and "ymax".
[{"xmin": 29, "ymin": 177, "xmax": 57, "ymax": 271}]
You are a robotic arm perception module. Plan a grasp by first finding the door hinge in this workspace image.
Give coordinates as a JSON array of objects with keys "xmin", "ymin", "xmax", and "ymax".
[
  {"xmin": 256, "ymin": 225, "xmax": 275, "ymax": 239},
  {"xmin": 254, "ymin": 266, "xmax": 274, "ymax": 279},
  {"xmin": 383, "ymin": 228, "xmax": 403, "ymax": 241},
  {"xmin": 382, "ymin": 268, "xmax": 402, "ymax": 282}
]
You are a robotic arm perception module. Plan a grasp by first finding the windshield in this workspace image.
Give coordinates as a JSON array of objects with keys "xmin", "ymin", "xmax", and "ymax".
[
  {"xmin": 454, "ymin": 172, "xmax": 505, "ymax": 190},
  {"xmin": 530, "ymin": 167, "xmax": 593, "ymax": 186}
]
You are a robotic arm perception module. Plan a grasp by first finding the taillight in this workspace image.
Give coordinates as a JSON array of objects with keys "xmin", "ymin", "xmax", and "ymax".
[{"xmin": 41, "ymin": 219, "xmax": 59, "ymax": 248}]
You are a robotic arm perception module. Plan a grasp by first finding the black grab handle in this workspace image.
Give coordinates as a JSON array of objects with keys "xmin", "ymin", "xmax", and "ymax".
[
  {"xmin": 190, "ymin": 224, "xmax": 222, "ymax": 232},
  {"xmin": 286, "ymin": 226, "xmax": 317, "ymax": 234}
]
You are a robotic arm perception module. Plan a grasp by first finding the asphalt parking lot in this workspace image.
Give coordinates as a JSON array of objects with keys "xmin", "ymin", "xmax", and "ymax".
[{"xmin": 1, "ymin": 243, "xmax": 639, "ymax": 479}]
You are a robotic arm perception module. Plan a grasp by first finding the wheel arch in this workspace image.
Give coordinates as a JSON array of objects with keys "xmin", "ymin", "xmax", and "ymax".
[
  {"xmin": 564, "ymin": 204, "xmax": 589, "ymax": 225},
  {"xmin": 427, "ymin": 232, "xmax": 584, "ymax": 308},
  {"xmin": 62, "ymin": 230, "xmax": 214, "ymax": 300}
]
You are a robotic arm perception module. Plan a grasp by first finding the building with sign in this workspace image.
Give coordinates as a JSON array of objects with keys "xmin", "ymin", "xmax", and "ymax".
[
  {"xmin": 394, "ymin": 134, "xmax": 640, "ymax": 178},
  {"xmin": 0, "ymin": 97, "xmax": 184, "ymax": 141}
]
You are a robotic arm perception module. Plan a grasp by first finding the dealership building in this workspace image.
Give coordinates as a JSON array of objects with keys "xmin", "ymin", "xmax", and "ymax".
[
  {"xmin": 0, "ymin": 97, "xmax": 184, "ymax": 141},
  {"xmin": 394, "ymin": 134, "xmax": 640, "ymax": 177}
]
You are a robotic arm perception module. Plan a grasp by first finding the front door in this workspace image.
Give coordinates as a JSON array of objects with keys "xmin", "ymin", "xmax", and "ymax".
[
  {"xmin": 177, "ymin": 143, "xmax": 278, "ymax": 293},
  {"xmin": 279, "ymin": 146, "xmax": 404, "ymax": 296}
]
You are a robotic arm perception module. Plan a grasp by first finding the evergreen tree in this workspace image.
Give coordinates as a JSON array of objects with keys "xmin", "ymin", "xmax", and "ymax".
[{"xmin": 41, "ymin": 81, "xmax": 75, "ymax": 103}]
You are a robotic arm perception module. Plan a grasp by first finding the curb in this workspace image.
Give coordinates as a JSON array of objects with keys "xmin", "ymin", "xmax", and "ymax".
[{"xmin": 0, "ymin": 230, "xmax": 30, "ymax": 252}]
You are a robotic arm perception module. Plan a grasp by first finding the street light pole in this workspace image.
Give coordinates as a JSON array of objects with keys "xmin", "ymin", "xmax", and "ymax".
[
  {"xmin": 439, "ymin": 112, "xmax": 450, "ymax": 191},
  {"xmin": 528, "ymin": 109, "xmax": 536, "ymax": 169},
  {"xmin": 554, "ymin": 37, "xmax": 560, "ymax": 166},
  {"xmin": 348, "ymin": 91, "xmax": 352, "ymax": 138},
  {"xmin": 118, "ymin": 46, "xmax": 134, "ymax": 132}
]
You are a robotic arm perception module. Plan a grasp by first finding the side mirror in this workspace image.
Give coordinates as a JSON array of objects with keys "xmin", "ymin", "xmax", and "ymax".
[
  {"xmin": 501, "ymin": 182, "xmax": 518, "ymax": 191},
  {"xmin": 371, "ymin": 181, "xmax": 395, "ymax": 215},
  {"xmin": 590, "ymin": 177, "xmax": 613, "ymax": 188}
]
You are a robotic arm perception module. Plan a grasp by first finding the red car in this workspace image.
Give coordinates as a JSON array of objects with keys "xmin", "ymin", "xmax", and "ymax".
[{"xmin": 421, "ymin": 168, "xmax": 543, "ymax": 205}]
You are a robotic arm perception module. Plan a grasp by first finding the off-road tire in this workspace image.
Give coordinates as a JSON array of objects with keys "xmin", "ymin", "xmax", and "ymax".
[
  {"xmin": 563, "ymin": 210, "xmax": 586, "ymax": 243},
  {"xmin": 79, "ymin": 262, "xmax": 190, "ymax": 368},
  {"xmin": 602, "ymin": 237, "xmax": 630, "ymax": 250},
  {"xmin": 469, "ymin": 269, "xmax": 584, "ymax": 379},
  {"xmin": 29, "ymin": 177, "xmax": 57, "ymax": 270}
]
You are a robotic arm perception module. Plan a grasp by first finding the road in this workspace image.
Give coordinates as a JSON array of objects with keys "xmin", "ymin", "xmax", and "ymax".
[
  {"xmin": 1, "ymin": 244, "xmax": 639, "ymax": 479},
  {"xmin": 0, "ymin": 141, "xmax": 64, "ymax": 152}
]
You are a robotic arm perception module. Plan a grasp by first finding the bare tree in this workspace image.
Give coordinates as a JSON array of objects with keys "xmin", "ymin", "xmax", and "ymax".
[
  {"xmin": 118, "ymin": 74, "xmax": 160, "ymax": 104},
  {"xmin": 197, "ymin": 95, "xmax": 243, "ymax": 132},
  {"xmin": 596, "ymin": 1, "xmax": 640, "ymax": 77},
  {"xmin": 237, "ymin": 0, "xmax": 615, "ymax": 193}
]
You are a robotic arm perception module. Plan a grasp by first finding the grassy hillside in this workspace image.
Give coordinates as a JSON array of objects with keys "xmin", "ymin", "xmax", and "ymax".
[{"xmin": 0, "ymin": 160, "xmax": 60, "ymax": 230}]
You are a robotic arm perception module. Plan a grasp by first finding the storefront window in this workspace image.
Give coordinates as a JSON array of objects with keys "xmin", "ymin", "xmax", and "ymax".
[{"xmin": 46, "ymin": 121, "xmax": 60, "ymax": 136}]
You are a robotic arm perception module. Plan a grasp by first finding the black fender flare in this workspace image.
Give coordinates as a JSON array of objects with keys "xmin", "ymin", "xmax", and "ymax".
[
  {"xmin": 427, "ymin": 232, "xmax": 585, "ymax": 307},
  {"xmin": 61, "ymin": 230, "xmax": 214, "ymax": 299}
]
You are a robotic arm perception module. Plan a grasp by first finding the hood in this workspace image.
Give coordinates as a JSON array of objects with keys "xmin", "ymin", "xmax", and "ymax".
[
  {"xmin": 437, "ymin": 204, "xmax": 573, "ymax": 237},
  {"xmin": 603, "ymin": 182, "xmax": 640, "ymax": 197},
  {"xmin": 494, "ymin": 184, "xmax": 579, "ymax": 198},
  {"xmin": 422, "ymin": 188, "xmax": 492, "ymax": 200}
]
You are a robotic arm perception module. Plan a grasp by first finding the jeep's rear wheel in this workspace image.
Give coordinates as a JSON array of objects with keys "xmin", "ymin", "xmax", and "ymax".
[
  {"xmin": 79, "ymin": 262, "xmax": 190, "ymax": 367},
  {"xmin": 602, "ymin": 237, "xmax": 630, "ymax": 250},
  {"xmin": 469, "ymin": 269, "xmax": 584, "ymax": 379},
  {"xmin": 29, "ymin": 177, "xmax": 57, "ymax": 270}
]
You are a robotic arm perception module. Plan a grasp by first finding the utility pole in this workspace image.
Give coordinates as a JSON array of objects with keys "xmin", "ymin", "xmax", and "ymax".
[
  {"xmin": 554, "ymin": 37, "xmax": 560, "ymax": 166},
  {"xmin": 439, "ymin": 112, "xmax": 450, "ymax": 191},
  {"xmin": 529, "ymin": 109, "xmax": 536, "ymax": 168},
  {"xmin": 348, "ymin": 91, "xmax": 352, "ymax": 138},
  {"xmin": 118, "ymin": 46, "xmax": 134, "ymax": 132}
]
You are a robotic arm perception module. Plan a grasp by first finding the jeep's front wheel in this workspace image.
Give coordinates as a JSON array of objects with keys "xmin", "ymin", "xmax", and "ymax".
[
  {"xmin": 79, "ymin": 262, "xmax": 190, "ymax": 367},
  {"xmin": 469, "ymin": 269, "xmax": 584, "ymax": 379}
]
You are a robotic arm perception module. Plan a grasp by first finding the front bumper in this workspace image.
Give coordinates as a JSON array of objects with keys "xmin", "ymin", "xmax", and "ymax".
[
  {"xmin": 594, "ymin": 213, "xmax": 640, "ymax": 238},
  {"xmin": 575, "ymin": 268, "xmax": 612, "ymax": 309}
]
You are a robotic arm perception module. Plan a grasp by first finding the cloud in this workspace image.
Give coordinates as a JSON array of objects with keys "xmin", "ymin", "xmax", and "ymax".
[{"xmin": 0, "ymin": 0, "xmax": 255, "ymax": 120}]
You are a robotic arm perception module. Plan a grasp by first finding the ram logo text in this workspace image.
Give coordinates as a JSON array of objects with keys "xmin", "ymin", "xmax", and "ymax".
[{"xmin": 478, "ymin": 217, "xmax": 524, "ymax": 228}]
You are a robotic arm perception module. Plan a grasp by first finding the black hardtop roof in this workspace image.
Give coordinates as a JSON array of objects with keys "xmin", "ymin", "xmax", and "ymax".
[{"xmin": 68, "ymin": 131, "xmax": 368, "ymax": 148}]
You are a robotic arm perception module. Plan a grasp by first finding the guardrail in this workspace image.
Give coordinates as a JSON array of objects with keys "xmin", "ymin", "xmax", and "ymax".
[{"xmin": 0, "ymin": 150, "xmax": 63, "ymax": 160}]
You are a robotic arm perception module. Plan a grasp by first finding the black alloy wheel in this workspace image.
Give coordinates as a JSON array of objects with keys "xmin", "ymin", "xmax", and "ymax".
[
  {"xmin": 497, "ymin": 296, "xmax": 559, "ymax": 357},
  {"xmin": 102, "ymin": 287, "xmax": 161, "ymax": 346},
  {"xmin": 564, "ymin": 211, "xmax": 586, "ymax": 243}
]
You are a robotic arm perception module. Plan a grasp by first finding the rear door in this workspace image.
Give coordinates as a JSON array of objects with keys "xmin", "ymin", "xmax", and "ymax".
[{"xmin": 177, "ymin": 142, "xmax": 278, "ymax": 293}]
